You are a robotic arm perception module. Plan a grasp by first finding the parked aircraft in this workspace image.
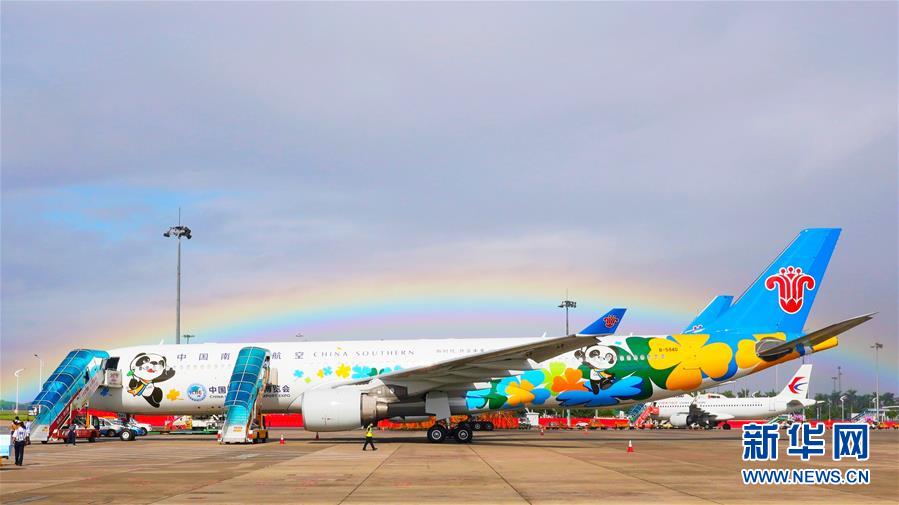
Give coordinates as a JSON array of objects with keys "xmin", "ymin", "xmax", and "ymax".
[
  {"xmin": 650, "ymin": 364, "xmax": 818, "ymax": 428},
  {"xmin": 31, "ymin": 228, "xmax": 872, "ymax": 444}
]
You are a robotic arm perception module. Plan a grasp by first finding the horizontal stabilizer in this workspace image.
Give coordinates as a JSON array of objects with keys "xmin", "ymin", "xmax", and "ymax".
[{"xmin": 757, "ymin": 313, "xmax": 875, "ymax": 358}]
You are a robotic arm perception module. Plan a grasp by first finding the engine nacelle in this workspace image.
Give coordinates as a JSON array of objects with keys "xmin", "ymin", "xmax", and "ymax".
[
  {"xmin": 301, "ymin": 388, "xmax": 388, "ymax": 432},
  {"xmin": 669, "ymin": 413, "xmax": 691, "ymax": 428}
]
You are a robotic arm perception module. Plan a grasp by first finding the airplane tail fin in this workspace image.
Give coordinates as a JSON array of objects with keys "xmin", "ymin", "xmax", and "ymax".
[
  {"xmin": 578, "ymin": 308, "xmax": 626, "ymax": 336},
  {"xmin": 702, "ymin": 228, "xmax": 840, "ymax": 334},
  {"xmin": 683, "ymin": 295, "xmax": 733, "ymax": 333},
  {"xmin": 777, "ymin": 364, "xmax": 813, "ymax": 399}
]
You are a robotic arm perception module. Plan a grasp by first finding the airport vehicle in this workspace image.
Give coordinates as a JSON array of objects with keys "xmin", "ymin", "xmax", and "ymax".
[
  {"xmin": 29, "ymin": 229, "xmax": 872, "ymax": 444},
  {"xmin": 125, "ymin": 418, "xmax": 151, "ymax": 435},
  {"xmin": 650, "ymin": 364, "xmax": 818, "ymax": 429},
  {"xmin": 96, "ymin": 417, "xmax": 138, "ymax": 439},
  {"xmin": 45, "ymin": 424, "xmax": 101, "ymax": 444}
]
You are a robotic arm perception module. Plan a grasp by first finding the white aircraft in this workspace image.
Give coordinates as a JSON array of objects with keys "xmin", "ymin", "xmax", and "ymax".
[
  {"xmin": 29, "ymin": 229, "xmax": 871, "ymax": 444},
  {"xmin": 650, "ymin": 364, "xmax": 818, "ymax": 429}
]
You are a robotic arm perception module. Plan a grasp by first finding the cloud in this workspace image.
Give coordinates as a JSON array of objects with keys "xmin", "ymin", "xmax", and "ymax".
[{"xmin": 1, "ymin": 2, "xmax": 896, "ymax": 399}]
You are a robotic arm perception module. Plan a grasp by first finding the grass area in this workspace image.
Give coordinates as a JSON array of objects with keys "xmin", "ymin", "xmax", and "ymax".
[{"xmin": 0, "ymin": 410, "xmax": 35, "ymax": 422}]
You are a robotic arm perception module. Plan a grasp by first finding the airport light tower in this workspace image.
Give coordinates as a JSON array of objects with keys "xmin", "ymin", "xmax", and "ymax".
[
  {"xmin": 871, "ymin": 342, "xmax": 883, "ymax": 421},
  {"xmin": 558, "ymin": 294, "xmax": 576, "ymax": 335},
  {"xmin": 164, "ymin": 212, "xmax": 192, "ymax": 345}
]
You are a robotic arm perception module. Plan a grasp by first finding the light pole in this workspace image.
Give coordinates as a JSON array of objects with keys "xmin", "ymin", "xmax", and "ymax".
[
  {"xmin": 871, "ymin": 342, "xmax": 883, "ymax": 422},
  {"xmin": 558, "ymin": 292, "xmax": 576, "ymax": 335},
  {"xmin": 840, "ymin": 394, "xmax": 847, "ymax": 421},
  {"xmin": 14, "ymin": 368, "xmax": 25, "ymax": 415},
  {"xmin": 34, "ymin": 354, "xmax": 43, "ymax": 390},
  {"xmin": 831, "ymin": 376, "xmax": 837, "ymax": 394},
  {"xmin": 182, "ymin": 334, "xmax": 195, "ymax": 344},
  {"xmin": 164, "ymin": 211, "xmax": 192, "ymax": 345},
  {"xmin": 837, "ymin": 365, "xmax": 842, "ymax": 393}
]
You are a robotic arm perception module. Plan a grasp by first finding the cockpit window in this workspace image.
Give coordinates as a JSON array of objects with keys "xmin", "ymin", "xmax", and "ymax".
[{"xmin": 105, "ymin": 357, "xmax": 120, "ymax": 370}]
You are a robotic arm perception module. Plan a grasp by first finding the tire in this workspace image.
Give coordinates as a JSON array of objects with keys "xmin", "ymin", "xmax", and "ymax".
[
  {"xmin": 141, "ymin": 428, "xmax": 148, "ymax": 436},
  {"xmin": 722, "ymin": 423, "xmax": 732, "ymax": 430},
  {"xmin": 89, "ymin": 436, "xmax": 96, "ymax": 443},
  {"xmin": 106, "ymin": 429, "xmax": 116, "ymax": 438},
  {"xmin": 454, "ymin": 427, "xmax": 473, "ymax": 443},
  {"xmin": 484, "ymin": 422, "xmax": 494, "ymax": 431},
  {"xmin": 427, "ymin": 425, "xmax": 447, "ymax": 443},
  {"xmin": 41, "ymin": 441, "xmax": 48, "ymax": 444},
  {"xmin": 473, "ymin": 422, "xmax": 483, "ymax": 431},
  {"xmin": 120, "ymin": 429, "xmax": 134, "ymax": 442}
]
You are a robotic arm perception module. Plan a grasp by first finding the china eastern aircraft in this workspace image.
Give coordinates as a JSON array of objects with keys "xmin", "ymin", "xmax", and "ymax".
[
  {"xmin": 649, "ymin": 364, "xmax": 818, "ymax": 429},
  {"xmin": 31, "ymin": 228, "xmax": 872, "ymax": 444}
]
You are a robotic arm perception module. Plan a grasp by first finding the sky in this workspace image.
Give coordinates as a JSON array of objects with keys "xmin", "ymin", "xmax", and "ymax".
[{"xmin": 2, "ymin": 2, "xmax": 896, "ymax": 402}]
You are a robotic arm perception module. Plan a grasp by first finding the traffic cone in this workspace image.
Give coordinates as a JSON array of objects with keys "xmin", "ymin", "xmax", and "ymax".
[
  {"xmin": 315, "ymin": 432, "xmax": 319, "ymax": 440},
  {"xmin": 279, "ymin": 435, "xmax": 285, "ymax": 445},
  {"xmin": 626, "ymin": 440, "xmax": 634, "ymax": 453}
]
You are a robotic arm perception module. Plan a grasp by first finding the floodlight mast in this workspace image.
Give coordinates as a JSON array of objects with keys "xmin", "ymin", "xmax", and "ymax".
[
  {"xmin": 164, "ymin": 210, "xmax": 192, "ymax": 345},
  {"xmin": 558, "ymin": 292, "xmax": 577, "ymax": 336}
]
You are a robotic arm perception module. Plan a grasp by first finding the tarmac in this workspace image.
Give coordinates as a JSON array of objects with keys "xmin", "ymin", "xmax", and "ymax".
[{"xmin": 1, "ymin": 428, "xmax": 896, "ymax": 504}]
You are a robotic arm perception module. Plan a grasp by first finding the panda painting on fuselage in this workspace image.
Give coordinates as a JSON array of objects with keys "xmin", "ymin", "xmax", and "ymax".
[
  {"xmin": 127, "ymin": 353, "xmax": 176, "ymax": 408},
  {"xmin": 575, "ymin": 344, "xmax": 618, "ymax": 394}
]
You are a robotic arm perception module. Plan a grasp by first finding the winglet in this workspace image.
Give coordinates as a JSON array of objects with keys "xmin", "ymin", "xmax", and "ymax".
[{"xmin": 578, "ymin": 308, "xmax": 626, "ymax": 336}]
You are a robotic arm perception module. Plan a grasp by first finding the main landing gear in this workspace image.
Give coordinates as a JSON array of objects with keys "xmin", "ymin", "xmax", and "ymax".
[{"xmin": 427, "ymin": 421, "xmax": 473, "ymax": 444}]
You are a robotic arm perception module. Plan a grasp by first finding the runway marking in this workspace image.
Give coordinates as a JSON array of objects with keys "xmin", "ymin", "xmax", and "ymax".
[
  {"xmin": 4, "ymin": 496, "xmax": 48, "ymax": 505},
  {"xmin": 336, "ymin": 444, "xmax": 399, "ymax": 505},
  {"xmin": 542, "ymin": 446, "xmax": 724, "ymax": 505},
  {"xmin": 467, "ymin": 444, "xmax": 532, "ymax": 505}
]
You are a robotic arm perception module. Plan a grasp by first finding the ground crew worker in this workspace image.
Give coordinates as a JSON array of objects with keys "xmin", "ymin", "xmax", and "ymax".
[
  {"xmin": 362, "ymin": 423, "xmax": 377, "ymax": 451},
  {"xmin": 13, "ymin": 421, "xmax": 28, "ymax": 466}
]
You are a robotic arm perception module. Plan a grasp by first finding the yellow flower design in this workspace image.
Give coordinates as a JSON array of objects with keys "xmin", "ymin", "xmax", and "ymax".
[
  {"xmin": 166, "ymin": 389, "xmax": 183, "ymax": 401},
  {"xmin": 335, "ymin": 364, "xmax": 351, "ymax": 379},
  {"xmin": 505, "ymin": 380, "xmax": 537, "ymax": 407},
  {"xmin": 648, "ymin": 334, "xmax": 733, "ymax": 390}
]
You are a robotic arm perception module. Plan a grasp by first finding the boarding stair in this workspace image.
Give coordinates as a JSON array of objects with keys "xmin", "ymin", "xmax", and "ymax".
[
  {"xmin": 220, "ymin": 347, "xmax": 271, "ymax": 443},
  {"xmin": 625, "ymin": 403, "xmax": 657, "ymax": 428},
  {"xmin": 30, "ymin": 349, "xmax": 109, "ymax": 443}
]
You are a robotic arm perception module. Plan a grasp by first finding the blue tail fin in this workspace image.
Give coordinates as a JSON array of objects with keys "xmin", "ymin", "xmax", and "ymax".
[
  {"xmin": 683, "ymin": 295, "xmax": 733, "ymax": 333},
  {"xmin": 702, "ymin": 228, "xmax": 840, "ymax": 334},
  {"xmin": 579, "ymin": 308, "xmax": 626, "ymax": 335}
]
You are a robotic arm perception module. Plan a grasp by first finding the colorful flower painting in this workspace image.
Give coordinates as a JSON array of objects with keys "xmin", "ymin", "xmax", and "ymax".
[{"xmin": 647, "ymin": 334, "xmax": 733, "ymax": 390}]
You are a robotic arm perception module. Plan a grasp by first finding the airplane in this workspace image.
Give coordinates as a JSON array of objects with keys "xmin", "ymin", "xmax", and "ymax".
[
  {"xmin": 649, "ymin": 364, "xmax": 818, "ymax": 429},
  {"xmin": 29, "ymin": 228, "xmax": 873, "ymax": 444}
]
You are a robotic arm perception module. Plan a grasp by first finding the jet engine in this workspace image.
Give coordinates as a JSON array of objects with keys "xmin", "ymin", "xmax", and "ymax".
[
  {"xmin": 301, "ymin": 388, "xmax": 388, "ymax": 432},
  {"xmin": 669, "ymin": 413, "xmax": 693, "ymax": 428}
]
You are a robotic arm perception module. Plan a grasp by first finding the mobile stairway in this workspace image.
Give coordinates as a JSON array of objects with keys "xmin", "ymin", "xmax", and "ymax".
[
  {"xmin": 30, "ymin": 349, "xmax": 109, "ymax": 443},
  {"xmin": 220, "ymin": 346, "xmax": 271, "ymax": 444}
]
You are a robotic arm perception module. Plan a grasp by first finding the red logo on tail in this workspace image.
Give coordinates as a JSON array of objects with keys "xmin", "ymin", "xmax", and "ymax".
[
  {"xmin": 603, "ymin": 314, "xmax": 619, "ymax": 329},
  {"xmin": 765, "ymin": 266, "xmax": 815, "ymax": 314},
  {"xmin": 788, "ymin": 376, "xmax": 807, "ymax": 394}
]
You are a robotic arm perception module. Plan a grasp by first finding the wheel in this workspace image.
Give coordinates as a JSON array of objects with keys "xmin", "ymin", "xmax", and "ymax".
[
  {"xmin": 120, "ymin": 429, "xmax": 134, "ymax": 441},
  {"xmin": 722, "ymin": 423, "xmax": 732, "ymax": 430},
  {"xmin": 41, "ymin": 441, "xmax": 48, "ymax": 444},
  {"xmin": 427, "ymin": 425, "xmax": 447, "ymax": 443},
  {"xmin": 88, "ymin": 436, "xmax": 96, "ymax": 443},
  {"xmin": 106, "ymin": 429, "xmax": 116, "ymax": 438},
  {"xmin": 484, "ymin": 422, "xmax": 494, "ymax": 431},
  {"xmin": 473, "ymin": 422, "xmax": 483, "ymax": 431},
  {"xmin": 454, "ymin": 427, "xmax": 473, "ymax": 443},
  {"xmin": 141, "ymin": 428, "xmax": 148, "ymax": 436}
]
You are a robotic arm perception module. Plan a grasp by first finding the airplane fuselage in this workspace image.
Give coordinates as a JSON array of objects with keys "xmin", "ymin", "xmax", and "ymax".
[{"xmin": 89, "ymin": 330, "xmax": 836, "ymax": 419}]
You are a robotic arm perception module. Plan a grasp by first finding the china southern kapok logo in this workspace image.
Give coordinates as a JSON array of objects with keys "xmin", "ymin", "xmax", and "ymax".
[
  {"xmin": 765, "ymin": 266, "xmax": 815, "ymax": 314},
  {"xmin": 603, "ymin": 314, "xmax": 619, "ymax": 329}
]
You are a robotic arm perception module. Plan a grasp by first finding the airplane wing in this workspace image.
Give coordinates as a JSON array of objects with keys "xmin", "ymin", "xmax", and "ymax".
[{"xmin": 343, "ymin": 308, "xmax": 626, "ymax": 395}]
